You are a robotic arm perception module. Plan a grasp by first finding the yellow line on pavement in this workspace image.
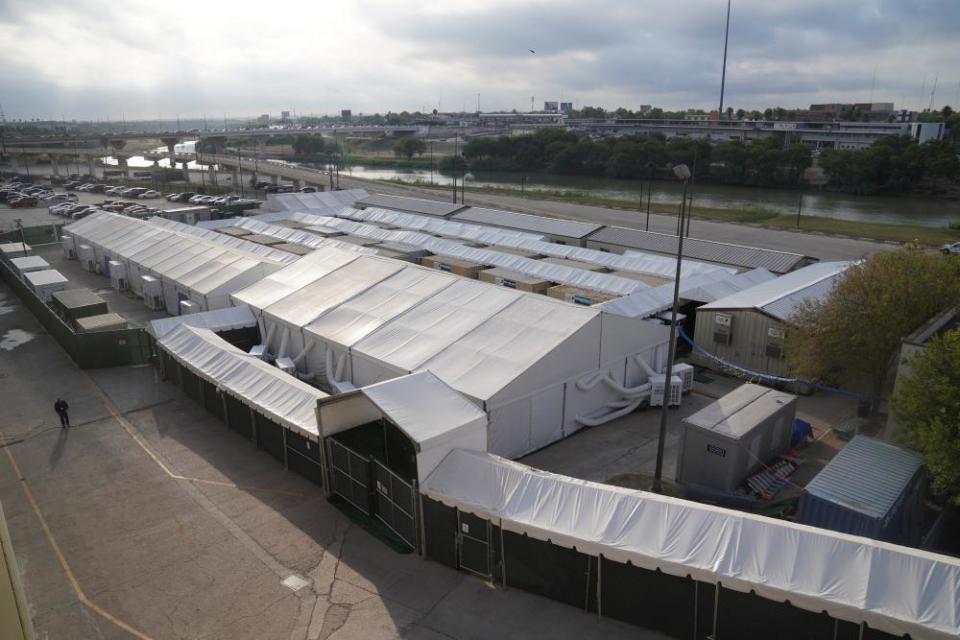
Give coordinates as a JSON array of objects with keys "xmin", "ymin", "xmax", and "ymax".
[
  {"xmin": 0, "ymin": 432, "xmax": 155, "ymax": 640},
  {"xmin": 78, "ymin": 375, "xmax": 306, "ymax": 498}
]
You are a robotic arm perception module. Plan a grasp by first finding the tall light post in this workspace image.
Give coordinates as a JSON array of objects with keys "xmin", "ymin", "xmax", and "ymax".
[
  {"xmin": 652, "ymin": 163, "xmax": 691, "ymax": 494},
  {"xmin": 14, "ymin": 218, "xmax": 26, "ymax": 255},
  {"xmin": 429, "ymin": 140, "xmax": 434, "ymax": 185}
]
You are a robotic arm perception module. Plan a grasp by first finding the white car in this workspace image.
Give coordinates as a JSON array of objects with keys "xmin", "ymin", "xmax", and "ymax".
[
  {"xmin": 138, "ymin": 190, "xmax": 162, "ymax": 199},
  {"xmin": 942, "ymin": 242, "xmax": 960, "ymax": 255}
]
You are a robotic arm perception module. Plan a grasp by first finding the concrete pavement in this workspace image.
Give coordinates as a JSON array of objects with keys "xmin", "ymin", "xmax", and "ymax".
[{"xmin": 0, "ymin": 279, "xmax": 666, "ymax": 640}]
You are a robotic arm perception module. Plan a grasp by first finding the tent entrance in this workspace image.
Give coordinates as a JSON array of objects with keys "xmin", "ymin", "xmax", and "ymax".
[
  {"xmin": 327, "ymin": 437, "xmax": 372, "ymax": 515},
  {"xmin": 457, "ymin": 511, "xmax": 492, "ymax": 578},
  {"xmin": 374, "ymin": 459, "xmax": 418, "ymax": 550}
]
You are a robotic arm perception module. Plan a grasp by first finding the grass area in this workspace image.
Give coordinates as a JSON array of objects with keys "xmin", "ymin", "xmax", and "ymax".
[{"xmin": 375, "ymin": 178, "xmax": 960, "ymax": 246}]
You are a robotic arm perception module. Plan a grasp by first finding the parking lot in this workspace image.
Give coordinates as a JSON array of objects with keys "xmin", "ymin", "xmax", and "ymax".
[{"xmin": 0, "ymin": 279, "xmax": 667, "ymax": 640}]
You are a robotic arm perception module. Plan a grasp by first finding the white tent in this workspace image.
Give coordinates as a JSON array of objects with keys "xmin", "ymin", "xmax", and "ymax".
[
  {"xmin": 149, "ymin": 305, "xmax": 257, "ymax": 338},
  {"xmin": 317, "ymin": 371, "xmax": 488, "ymax": 481},
  {"xmin": 158, "ymin": 324, "xmax": 326, "ymax": 438},
  {"xmin": 423, "ymin": 448, "xmax": 960, "ymax": 640}
]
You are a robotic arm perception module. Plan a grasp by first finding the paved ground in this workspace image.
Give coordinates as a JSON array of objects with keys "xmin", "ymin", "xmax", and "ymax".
[
  {"xmin": 0, "ymin": 279, "xmax": 666, "ymax": 640},
  {"xmin": 523, "ymin": 366, "xmax": 856, "ymax": 493}
]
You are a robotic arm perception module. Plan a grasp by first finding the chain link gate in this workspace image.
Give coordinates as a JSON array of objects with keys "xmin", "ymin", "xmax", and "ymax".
[
  {"xmin": 327, "ymin": 438, "xmax": 371, "ymax": 515},
  {"xmin": 374, "ymin": 459, "xmax": 418, "ymax": 550}
]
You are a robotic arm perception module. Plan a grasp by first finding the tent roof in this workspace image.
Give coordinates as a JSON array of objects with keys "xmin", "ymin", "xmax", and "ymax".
[
  {"xmin": 231, "ymin": 248, "xmax": 361, "ymax": 310},
  {"xmin": 357, "ymin": 193, "xmax": 466, "ymax": 217},
  {"xmin": 682, "ymin": 383, "xmax": 795, "ymax": 440},
  {"xmin": 267, "ymin": 188, "xmax": 367, "ymax": 212},
  {"xmin": 149, "ymin": 304, "xmax": 257, "ymax": 338},
  {"xmin": 699, "ymin": 261, "xmax": 850, "ymax": 321},
  {"xmin": 805, "ymin": 435, "xmax": 923, "ymax": 520},
  {"xmin": 453, "ymin": 207, "xmax": 603, "ymax": 239},
  {"xmin": 358, "ymin": 371, "xmax": 487, "ymax": 450},
  {"xmin": 423, "ymin": 449, "xmax": 960, "ymax": 640},
  {"xmin": 158, "ymin": 324, "xmax": 326, "ymax": 437}
]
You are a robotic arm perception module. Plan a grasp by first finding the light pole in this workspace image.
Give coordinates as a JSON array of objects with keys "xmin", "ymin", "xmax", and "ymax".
[
  {"xmin": 652, "ymin": 163, "xmax": 691, "ymax": 494},
  {"xmin": 429, "ymin": 140, "xmax": 434, "ymax": 185},
  {"xmin": 796, "ymin": 192, "xmax": 803, "ymax": 228},
  {"xmin": 14, "ymin": 218, "xmax": 26, "ymax": 254},
  {"xmin": 238, "ymin": 148, "xmax": 245, "ymax": 198}
]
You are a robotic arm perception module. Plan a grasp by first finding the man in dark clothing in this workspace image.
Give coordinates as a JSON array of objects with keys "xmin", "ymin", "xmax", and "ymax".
[{"xmin": 54, "ymin": 398, "xmax": 70, "ymax": 428}]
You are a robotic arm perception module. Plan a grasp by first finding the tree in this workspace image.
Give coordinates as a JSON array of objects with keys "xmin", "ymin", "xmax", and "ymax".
[
  {"xmin": 786, "ymin": 250, "xmax": 960, "ymax": 423},
  {"xmin": 890, "ymin": 328, "xmax": 960, "ymax": 505},
  {"xmin": 292, "ymin": 135, "xmax": 324, "ymax": 158},
  {"xmin": 392, "ymin": 137, "xmax": 426, "ymax": 159}
]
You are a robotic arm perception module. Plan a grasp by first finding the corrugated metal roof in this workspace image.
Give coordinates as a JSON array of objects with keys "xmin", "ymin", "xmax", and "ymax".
[
  {"xmin": 589, "ymin": 226, "xmax": 810, "ymax": 273},
  {"xmin": 356, "ymin": 194, "xmax": 467, "ymax": 217},
  {"xmin": 454, "ymin": 207, "xmax": 604, "ymax": 239},
  {"xmin": 699, "ymin": 261, "xmax": 850, "ymax": 321},
  {"xmin": 805, "ymin": 436, "xmax": 922, "ymax": 520}
]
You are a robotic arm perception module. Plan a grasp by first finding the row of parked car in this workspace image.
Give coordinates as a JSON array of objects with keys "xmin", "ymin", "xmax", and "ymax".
[
  {"xmin": 64, "ymin": 181, "xmax": 163, "ymax": 199},
  {"xmin": 1, "ymin": 180, "xmax": 72, "ymax": 208},
  {"xmin": 165, "ymin": 192, "xmax": 250, "ymax": 206}
]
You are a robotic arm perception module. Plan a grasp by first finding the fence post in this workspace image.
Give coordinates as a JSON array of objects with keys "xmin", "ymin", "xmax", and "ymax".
[
  {"xmin": 499, "ymin": 520, "xmax": 507, "ymax": 588},
  {"xmin": 712, "ymin": 582, "xmax": 721, "ymax": 639}
]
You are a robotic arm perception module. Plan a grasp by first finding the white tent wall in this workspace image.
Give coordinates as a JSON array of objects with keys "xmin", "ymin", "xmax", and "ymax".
[
  {"xmin": 487, "ymin": 383, "xmax": 566, "ymax": 458},
  {"xmin": 349, "ymin": 351, "xmax": 409, "ymax": 388},
  {"xmin": 231, "ymin": 248, "xmax": 362, "ymax": 312}
]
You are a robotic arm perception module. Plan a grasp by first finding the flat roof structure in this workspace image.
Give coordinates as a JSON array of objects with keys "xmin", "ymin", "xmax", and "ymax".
[
  {"xmin": 588, "ymin": 226, "xmax": 813, "ymax": 273},
  {"xmin": 356, "ymin": 194, "xmax": 467, "ymax": 217},
  {"xmin": 454, "ymin": 207, "xmax": 603, "ymax": 240}
]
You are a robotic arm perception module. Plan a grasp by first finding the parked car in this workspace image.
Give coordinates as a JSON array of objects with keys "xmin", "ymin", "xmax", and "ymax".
[
  {"xmin": 105, "ymin": 187, "xmax": 125, "ymax": 196},
  {"xmin": 942, "ymin": 242, "xmax": 960, "ymax": 255},
  {"xmin": 10, "ymin": 196, "xmax": 39, "ymax": 208},
  {"xmin": 91, "ymin": 184, "xmax": 111, "ymax": 193},
  {"xmin": 138, "ymin": 190, "xmax": 162, "ymax": 199},
  {"xmin": 299, "ymin": 186, "xmax": 317, "ymax": 193},
  {"xmin": 63, "ymin": 181, "xmax": 81, "ymax": 190},
  {"xmin": 165, "ymin": 193, "xmax": 182, "ymax": 201}
]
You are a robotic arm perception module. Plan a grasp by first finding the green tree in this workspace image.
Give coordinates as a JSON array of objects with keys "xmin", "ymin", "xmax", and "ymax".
[
  {"xmin": 890, "ymin": 328, "xmax": 960, "ymax": 504},
  {"xmin": 786, "ymin": 250, "xmax": 960, "ymax": 422},
  {"xmin": 292, "ymin": 135, "xmax": 325, "ymax": 158},
  {"xmin": 392, "ymin": 137, "xmax": 427, "ymax": 159}
]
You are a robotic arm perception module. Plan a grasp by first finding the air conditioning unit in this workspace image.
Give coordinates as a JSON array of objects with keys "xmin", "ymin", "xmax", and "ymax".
[
  {"xmin": 673, "ymin": 363, "xmax": 695, "ymax": 393},
  {"xmin": 61, "ymin": 234, "xmax": 76, "ymax": 259},
  {"xmin": 113, "ymin": 277, "xmax": 128, "ymax": 292},
  {"xmin": 85, "ymin": 259, "xmax": 97, "ymax": 273},
  {"xmin": 275, "ymin": 356, "xmax": 296, "ymax": 375},
  {"xmin": 146, "ymin": 295, "xmax": 163, "ymax": 310},
  {"xmin": 713, "ymin": 313, "xmax": 733, "ymax": 345},
  {"xmin": 249, "ymin": 344, "xmax": 268, "ymax": 360},
  {"xmin": 94, "ymin": 262, "xmax": 102, "ymax": 274},
  {"xmin": 649, "ymin": 374, "xmax": 682, "ymax": 408}
]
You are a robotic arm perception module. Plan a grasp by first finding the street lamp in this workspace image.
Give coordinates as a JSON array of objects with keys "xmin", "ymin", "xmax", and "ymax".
[
  {"xmin": 652, "ymin": 163, "xmax": 691, "ymax": 494},
  {"xmin": 14, "ymin": 218, "xmax": 27, "ymax": 254},
  {"xmin": 429, "ymin": 141, "xmax": 434, "ymax": 185}
]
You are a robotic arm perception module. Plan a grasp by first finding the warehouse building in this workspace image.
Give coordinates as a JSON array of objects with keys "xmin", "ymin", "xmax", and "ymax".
[{"xmin": 691, "ymin": 262, "xmax": 850, "ymax": 378}]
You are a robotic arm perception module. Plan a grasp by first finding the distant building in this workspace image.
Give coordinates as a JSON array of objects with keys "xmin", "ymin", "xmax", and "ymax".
[
  {"xmin": 257, "ymin": 114, "xmax": 269, "ymax": 124},
  {"xmin": 559, "ymin": 102, "xmax": 573, "ymax": 114},
  {"xmin": 685, "ymin": 113, "xmax": 710, "ymax": 122},
  {"xmin": 341, "ymin": 109, "xmax": 352, "ymax": 121},
  {"xmin": 807, "ymin": 102, "xmax": 895, "ymax": 122},
  {"xmin": 543, "ymin": 101, "xmax": 558, "ymax": 113},
  {"xmin": 638, "ymin": 105, "xmax": 652, "ymax": 114},
  {"xmin": 281, "ymin": 111, "xmax": 291, "ymax": 122}
]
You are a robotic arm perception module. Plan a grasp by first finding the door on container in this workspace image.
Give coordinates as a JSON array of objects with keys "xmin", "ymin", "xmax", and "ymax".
[
  {"xmin": 373, "ymin": 459, "xmax": 417, "ymax": 550},
  {"xmin": 457, "ymin": 511, "xmax": 491, "ymax": 578}
]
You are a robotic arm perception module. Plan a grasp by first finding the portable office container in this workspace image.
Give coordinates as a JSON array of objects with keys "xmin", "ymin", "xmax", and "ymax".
[
  {"xmin": 0, "ymin": 242, "xmax": 31, "ymax": 262},
  {"xmin": 797, "ymin": 435, "xmax": 923, "ymax": 543},
  {"xmin": 546, "ymin": 285, "xmax": 617, "ymax": 306},
  {"xmin": 479, "ymin": 267, "xmax": 552, "ymax": 293},
  {"xmin": 75, "ymin": 312, "xmax": 128, "ymax": 333},
  {"xmin": 51, "ymin": 288, "xmax": 109, "ymax": 326},
  {"xmin": 539, "ymin": 256, "xmax": 607, "ymax": 272},
  {"xmin": 243, "ymin": 233, "xmax": 283, "ymax": 246},
  {"xmin": 374, "ymin": 241, "xmax": 431, "ymax": 264},
  {"xmin": 481, "ymin": 246, "xmax": 543, "ymax": 259},
  {"xmin": 422, "ymin": 255, "xmax": 487, "ymax": 278},
  {"xmin": 611, "ymin": 270, "xmax": 672, "ymax": 287},
  {"xmin": 335, "ymin": 234, "xmax": 381, "ymax": 247},
  {"xmin": 676, "ymin": 383, "xmax": 796, "ymax": 493},
  {"xmin": 273, "ymin": 242, "xmax": 312, "ymax": 256},
  {"xmin": 24, "ymin": 269, "xmax": 69, "ymax": 302},
  {"xmin": 217, "ymin": 227, "xmax": 252, "ymax": 238},
  {"xmin": 10, "ymin": 256, "xmax": 50, "ymax": 278}
]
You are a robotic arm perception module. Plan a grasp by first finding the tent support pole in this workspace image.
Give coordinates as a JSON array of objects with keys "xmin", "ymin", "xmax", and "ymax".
[
  {"xmin": 712, "ymin": 582, "xmax": 720, "ymax": 639},
  {"xmin": 499, "ymin": 520, "xmax": 507, "ymax": 588},
  {"xmin": 832, "ymin": 619, "xmax": 838, "ymax": 640},
  {"xmin": 221, "ymin": 393, "xmax": 229, "ymax": 429},
  {"xmin": 596, "ymin": 556, "xmax": 602, "ymax": 620},
  {"xmin": 858, "ymin": 623, "xmax": 864, "ymax": 640},
  {"xmin": 250, "ymin": 408, "xmax": 258, "ymax": 447},
  {"xmin": 693, "ymin": 581, "xmax": 699, "ymax": 639},
  {"xmin": 282, "ymin": 426, "xmax": 288, "ymax": 469},
  {"xmin": 416, "ymin": 480, "xmax": 425, "ymax": 559},
  {"xmin": 316, "ymin": 401, "xmax": 333, "ymax": 498}
]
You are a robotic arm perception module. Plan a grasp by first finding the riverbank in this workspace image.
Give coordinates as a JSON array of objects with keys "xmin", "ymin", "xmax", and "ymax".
[{"xmin": 377, "ymin": 178, "xmax": 959, "ymax": 246}]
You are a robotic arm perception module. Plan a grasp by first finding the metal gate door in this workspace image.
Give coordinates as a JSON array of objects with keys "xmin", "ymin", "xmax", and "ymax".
[
  {"xmin": 458, "ymin": 511, "xmax": 491, "ymax": 577},
  {"xmin": 328, "ymin": 438, "xmax": 371, "ymax": 515},
  {"xmin": 374, "ymin": 460, "xmax": 417, "ymax": 550}
]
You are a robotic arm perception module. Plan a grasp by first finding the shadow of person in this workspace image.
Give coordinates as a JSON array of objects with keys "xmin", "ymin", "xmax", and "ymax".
[{"xmin": 49, "ymin": 422, "xmax": 70, "ymax": 469}]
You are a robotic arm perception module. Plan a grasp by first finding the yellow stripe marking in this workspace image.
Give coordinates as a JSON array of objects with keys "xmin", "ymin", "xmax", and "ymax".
[{"xmin": 1, "ymin": 432, "xmax": 155, "ymax": 640}]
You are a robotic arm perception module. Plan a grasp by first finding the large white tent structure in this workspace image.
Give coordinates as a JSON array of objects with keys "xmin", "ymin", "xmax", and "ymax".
[
  {"xmin": 64, "ymin": 212, "xmax": 288, "ymax": 315},
  {"xmin": 232, "ymin": 247, "xmax": 672, "ymax": 458}
]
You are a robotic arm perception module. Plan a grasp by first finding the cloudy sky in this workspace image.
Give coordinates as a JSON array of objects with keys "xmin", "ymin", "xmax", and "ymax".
[{"xmin": 0, "ymin": 0, "xmax": 957, "ymax": 120}]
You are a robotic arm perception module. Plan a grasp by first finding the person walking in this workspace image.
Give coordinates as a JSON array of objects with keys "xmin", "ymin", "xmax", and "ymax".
[{"xmin": 54, "ymin": 398, "xmax": 71, "ymax": 429}]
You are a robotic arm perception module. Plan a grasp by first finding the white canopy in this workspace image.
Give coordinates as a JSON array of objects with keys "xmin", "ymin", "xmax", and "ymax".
[
  {"xmin": 159, "ymin": 324, "xmax": 326, "ymax": 438},
  {"xmin": 149, "ymin": 305, "xmax": 257, "ymax": 338},
  {"xmin": 423, "ymin": 449, "xmax": 960, "ymax": 640},
  {"xmin": 318, "ymin": 372, "xmax": 487, "ymax": 481},
  {"xmin": 230, "ymin": 248, "xmax": 361, "ymax": 311}
]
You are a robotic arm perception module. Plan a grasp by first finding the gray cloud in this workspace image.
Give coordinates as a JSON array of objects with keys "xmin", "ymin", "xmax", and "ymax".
[{"xmin": 0, "ymin": 0, "xmax": 957, "ymax": 119}]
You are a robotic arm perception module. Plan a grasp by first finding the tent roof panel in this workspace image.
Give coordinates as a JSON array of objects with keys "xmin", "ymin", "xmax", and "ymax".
[
  {"xmin": 454, "ymin": 207, "xmax": 603, "ymax": 239},
  {"xmin": 231, "ymin": 248, "xmax": 361, "ymax": 310},
  {"xmin": 149, "ymin": 305, "xmax": 257, "ymax": 338},
  {"xmin": 357, "ymin": 193, "xmax": 466, "ymax": 217}
]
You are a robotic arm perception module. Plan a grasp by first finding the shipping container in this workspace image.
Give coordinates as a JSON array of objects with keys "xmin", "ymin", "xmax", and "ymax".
[
  {"xmin": 546, "ymin": 285, "xmax": 617, "ymax": 306},
  {"xmin": 216, "ymin": 226, "xmax": 252, "ymax": 238},
  {"xmin": 422, "ymin": 255, "xmax": 488, "ymax": 278},
  {"xmin": 539, "ymin": 256, "xmax": 608, "ymax": 272},
  {"xmin": 10, "ymin": 255, "xmax": 50, "ymax": 278},
  {"xmin": 75, "ymin": 312, "xmax": 128, "ymax": 333},
  {"xmin": 243, "ymin": 233, "xmax": 283, "ymax": 246},
  {"xmin": 479, "ymin": 267, "xmax": 552, "ymax": 293},
  {"xmin": 0, "ymin": 242, "xmax": 31, "ymax": 262},
  {"xmin": 272, "ymin": 242, "xmax": 312, "ymax": 256},
  {"xmin": 51, "ymin": 288, "xmax": 109, "ymax": 324}
]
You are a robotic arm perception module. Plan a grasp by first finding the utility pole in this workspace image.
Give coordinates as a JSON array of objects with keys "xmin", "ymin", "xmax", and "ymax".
[
  {"xmin": 718, "ymin": 0, "xmax": 732, "ymax": 119},
  {"xmin": 646, "ymin": 187, "xmax": 652, "ymax": 230},
  {"xmin": 796, "ymin": 192, "xmax": 803, "ymax": 228},
  {"xmin": 452, "ymin": 134, "xmax": 459, "ymax": 203},
  {"xmin": 653, "ymin": 164, "xmax": 692, "ymax": 494}
]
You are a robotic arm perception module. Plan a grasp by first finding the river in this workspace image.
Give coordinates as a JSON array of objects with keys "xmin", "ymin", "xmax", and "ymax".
[{"xmin": 340, "ymin": 165, "xmax": 960, "ymax": 228}]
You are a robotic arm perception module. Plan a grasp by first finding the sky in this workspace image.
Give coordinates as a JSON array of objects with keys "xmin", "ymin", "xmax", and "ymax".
[{"xmin": 0, "ymin": 0, "xmax": 958, "ymax": 120}]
